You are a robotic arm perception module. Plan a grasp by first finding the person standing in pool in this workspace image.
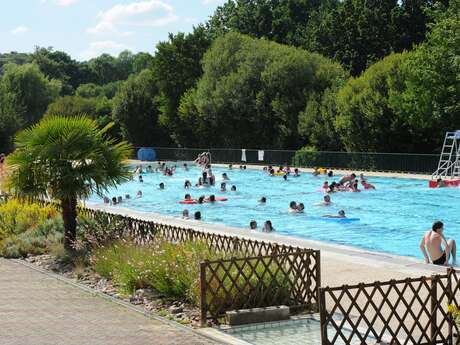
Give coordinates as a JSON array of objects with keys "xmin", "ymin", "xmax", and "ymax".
[
  {"xmin": 420, "ymin": 221, "xmax": 456, "ymax": 266},
  {"xmin": 339, "ymin": 173, "xmax": 356, "ymax": 186}
]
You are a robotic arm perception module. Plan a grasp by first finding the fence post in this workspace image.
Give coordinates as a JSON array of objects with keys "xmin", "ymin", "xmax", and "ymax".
[
  {"xmin": 316, "ymin": 251, "xmax": 321, "ymax": 312},
  {"xmin": 447, "ymin": 268, "xmax": 454, "ymax": 345},
  {"xmin": 200, "ymin": 261, "xmax": 208, "ymax": 326},
  {"xmin": 319, "ymin": 287, "xmax": 328, "ymax": 345},
  {"xmin": 431, "ymin": 275, "xmax": 439, "ymax": 345}
]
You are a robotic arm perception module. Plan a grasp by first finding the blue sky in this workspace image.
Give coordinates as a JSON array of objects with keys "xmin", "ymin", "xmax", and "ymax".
[{"xmin": 1, "ymin": 0, "xmax": 226, "ymax": 61}]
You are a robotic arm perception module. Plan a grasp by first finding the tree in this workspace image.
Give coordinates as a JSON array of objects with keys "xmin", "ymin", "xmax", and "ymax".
[
  {"xmin": 6, "ymin": 116, "xmax": 132, "ymax": 250},
  {"xmin": 0, "ymin": 87, "xmax": 22, "ymax": 153},
  {"xmin": 1, "ymin": 63, "xmax": 60, "ymax": 126},
  {"xmin": 392, "ymin": 0, "xmax": 460, "ymax": 152},
  {"xmin": 334, "ymin": 53, "xmax": 410, "ymax": 152},
  {"xmin": 179, "ymin": 32, "xmax": 346, "ymax": 149},
  {"xmin": 153, "ymin": 26, "xmax": 212, "ymax": 144},
  {"xmin": 112, "ymin": 69, "xmax": 168, "ymax": 147}
]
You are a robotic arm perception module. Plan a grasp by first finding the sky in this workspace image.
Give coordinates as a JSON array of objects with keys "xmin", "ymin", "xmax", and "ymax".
[{"xmin": 0, "ymin": 0, "xmax": 227, "ymax": 61}]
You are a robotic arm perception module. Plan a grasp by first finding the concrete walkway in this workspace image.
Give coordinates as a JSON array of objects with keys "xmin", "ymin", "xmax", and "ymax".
[{"xmin": 0, "ymin": 259, "xmax": 218, "ymax": 345}]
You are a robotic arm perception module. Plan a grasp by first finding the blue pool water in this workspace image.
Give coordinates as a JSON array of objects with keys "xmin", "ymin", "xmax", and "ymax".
[{"xmin": 88, "ymin": 164, "xmax": 460, "ymax": 259}]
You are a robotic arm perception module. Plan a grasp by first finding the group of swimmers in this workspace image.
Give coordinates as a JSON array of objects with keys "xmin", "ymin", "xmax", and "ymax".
[
  {"xmin": 103, "ymin": 190, "xmax": 142, "ymax": 205},
  {"xmin": 321, "ymin": 173, "xmax": 376, "ymax": 193},
  {"xmin": 249, "ymin": 220, "xmax": 274, "ymax": 232}
]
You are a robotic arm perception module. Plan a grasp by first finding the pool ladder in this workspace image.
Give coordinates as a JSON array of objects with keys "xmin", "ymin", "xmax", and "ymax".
[{"xmin": 432, "ymin": 131, "xmax": 460, "ymax": 179}]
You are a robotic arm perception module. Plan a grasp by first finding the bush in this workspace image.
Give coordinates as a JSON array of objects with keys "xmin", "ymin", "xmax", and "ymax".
[
  {"xmin": 0, "ymin": 199, "xmax": 58, "ymax": 240},
  {"xmin": 0, "ymin": 217, "xmax": 64, "ymax": 258}
]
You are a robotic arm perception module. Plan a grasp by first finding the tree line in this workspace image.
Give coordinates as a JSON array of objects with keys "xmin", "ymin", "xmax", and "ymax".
[{"xmin": 0, "ymin": 0, "xmax": 458, "ymax": 154}]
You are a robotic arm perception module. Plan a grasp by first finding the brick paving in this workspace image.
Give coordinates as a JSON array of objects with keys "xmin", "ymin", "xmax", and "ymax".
[{"xmin": 0, "ymin": 258, "xmax": 219, "ymax": 345}]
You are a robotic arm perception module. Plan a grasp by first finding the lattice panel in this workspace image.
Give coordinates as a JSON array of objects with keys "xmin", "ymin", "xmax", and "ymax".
[
  {"xmin": 200, "ymin": 249, "xmax": 320, "ymax": 322},
  {"xmin": 320, "ymin": 274, "xmax": 455, "ymax": 345}
]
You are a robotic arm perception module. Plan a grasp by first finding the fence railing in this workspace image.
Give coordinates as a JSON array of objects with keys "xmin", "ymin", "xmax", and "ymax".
[
  {"xmin": 200, "ymin": 248, "xmax": 319, "ymax": 323},
  {"xmin": 133, "ymin": 147, "xmax": 439, "ymax": 174},
  {"xmin": 319, "ymin": 268, "xmax": 460, "ymax": 345},
  {"xmin": 41, "ymin": 204, "xmax": 320, "ymax": 323}
]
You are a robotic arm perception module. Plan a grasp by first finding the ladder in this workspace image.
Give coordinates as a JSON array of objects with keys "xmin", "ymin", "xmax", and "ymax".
[{"xmin": 432, "ymin": 131, "xmax": 460, "ymax": 179}]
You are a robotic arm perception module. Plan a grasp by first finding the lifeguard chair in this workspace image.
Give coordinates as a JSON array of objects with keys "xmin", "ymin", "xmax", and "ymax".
[{"xmin": 429, "ymin": 130, "xmax": 460, "ymax": 187}]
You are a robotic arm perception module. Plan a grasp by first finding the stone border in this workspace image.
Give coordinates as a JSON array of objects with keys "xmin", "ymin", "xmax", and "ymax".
[{"xmin": 12, "ymin": 258, "xmax": 239, "ymax": 345}]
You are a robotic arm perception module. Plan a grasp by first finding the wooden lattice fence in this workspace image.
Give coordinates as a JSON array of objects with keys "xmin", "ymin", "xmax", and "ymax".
[
  {"xmin": 200, "ymin": 249, "xmax": 320, "ymax": 323},
  {"xmin": 320, "ymin": 268, "xmax": 460, "ymax": 345}
]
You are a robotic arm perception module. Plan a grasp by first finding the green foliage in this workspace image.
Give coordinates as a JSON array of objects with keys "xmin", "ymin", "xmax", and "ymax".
[
  {"xmin": 180, "ymin": 32, "xmax": 346, "ymax": 149},
  {"xmin": 76, "ymin": 81, "xmax": 122, "ymax": 99},
  {"xmin": 7, "ymin": 116, "xmax": 133, "ymax": 250},
  {"xmin": 335, "ymin": 53, "xmax": 410, "ymax": 152},
  {"xmin": 1, "ymin": 63, "xmax": 61, "ymax": 127},
  {"xmin": 0, "ymin": 199, "xmax": 58, "ymax": 240},
  {"xmin": 93, "ymin": 240, "xmax": 290, "ymax": 307},
  {"xmin": 154, "ymin": 26, "xmax": 212, "ymax": 145},
  {"xmin": 113, "ymin": 69, "xmax": 168, "ymax": 146},
  {"xmin": 393, "ymin": 0, "xmax": 460, "ymax": 151}
]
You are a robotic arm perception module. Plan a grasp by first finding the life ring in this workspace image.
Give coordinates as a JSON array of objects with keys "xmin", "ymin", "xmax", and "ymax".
[
  {"xmin": 318, "ymin": 168, "xmax": 327, "ymax": 174},
  {"xmin": 273, "ymin": 172, "xmax": 285, "ymax": 176}
]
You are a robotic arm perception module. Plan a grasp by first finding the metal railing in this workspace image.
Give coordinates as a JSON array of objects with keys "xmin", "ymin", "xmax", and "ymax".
[{"xmin": 133, "ymin": 147, "xmax": 439, "ymax": 174}]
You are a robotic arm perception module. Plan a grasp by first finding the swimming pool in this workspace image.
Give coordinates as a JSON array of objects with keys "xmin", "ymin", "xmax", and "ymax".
[{"xmin": 88, "ymin": 164, "xmax": 460, "ymax": 260}]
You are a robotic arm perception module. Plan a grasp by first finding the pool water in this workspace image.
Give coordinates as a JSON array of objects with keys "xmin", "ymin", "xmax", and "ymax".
[{"xmin": 88, "ymin": 164, "xmax": 460, "ymax": 260}]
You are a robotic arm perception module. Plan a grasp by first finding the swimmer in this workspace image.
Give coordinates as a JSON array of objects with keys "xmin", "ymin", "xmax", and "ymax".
[
  {"xmin": 183, "ymin": 163, "xmax": 189, "ymax": 171},
  {"xmin": 250, "ymin": 220, "xmax": 257, "ymax": 230},
  {"xmin": 361, "ymin": 180, "xmax": 376, "ymax": 190},
  {"xmin": 111, "ymin": 197, "xmax": 117, "ymax": 205},
  {"xmin": 239, "ymin": 165, "xmax": 243, "ymax": 169},
  {"xmin": 263, "ymin": 220, "xmax": 274, "ymax": 232},
  {"xmin": 420, "ymin": 221, "xmax": 456, "ymax": 265},
  {"xmin": 297, "ymin": 203, "xmax": 305, "ymax": 213},
  {"xmin": 293, "ymin": 168, "xmax": 300, "ymax": 177},
  {"xmin": 312, "ymin": 168, "xmax": 320, "ymax": 176},
  {"xmin": 117, "ymin": 196, "xmax": 122, "ymax": 203},
  {"xmin": 136, "ymin": 190, "xmax": 142, "ymax": 198},
  {"xmin": 220, "ymin": 182, "xmax": 227, "ymax": 192},
  {"xmin": 194, "ymin": 211, "xmax": 201, "ymax": 220},
  {"xmin": 182, "ymin": 209, "xmax": 190, "ymax": 219},
  {"xmin": 139, "ymin": 175, "xmax": 144, "ymax": 183},
  {"xmin": 159, "ymin": 182, "xmax": 165, "ymax": 190},
  {"xmin": 322, "ymin": 181, "xmax": 329, "ymax": 191},
  {"xmin": 328, "ymin": 170, "xmax": 333, "ymax": 177},
  {"xmin": 184, "ymin": 180, "xmax": 192, "ymax": 189},
  {"xmin": 339, "ymin": 173, "xmax": 356, "ymax": 186},
  {"xmin": 125, "ymin": 194, "xmax": 131, "ymax": 199},
  {"xmin": 222, "ymin": 173, "xmax": 229, "ymax": 181},
  {"xmin": 259, "ymin": 196, "xmax": 267, "ymax": 204},
  {"xmin": 288, "ymin": 201, "xmax": 298, "ymax": 213},
  {"xmin": 229, "ymin": 164, "xmax": 233, "ymax": 170},
  {"xmin": 283, "ymin": 174, "xmax": 288, "ymax": 181},
  {"xmin": 243, "ymin": 165, "xmax": 247, "ymax": 170},
  {"xmin": 208, "ymin": 194, "xmax": 216, "ymax": 203},
  {"xmin": 436, "ymin": 178, "xmax": 446, "ymax": 188},
  {"xmin": 269, "ymin": 168, "xmax": 275, "ymax": 176},
  {"xmin": 103, "ymin": 196, "xmax": 110, "ymax": 204},
  {"xmin": 350, "ymin": 180, "xmax": 361, "ymax": 192},
  {"xmin": 184, "ymin": 194, "xmax": 192, "ymax": 200},
  {"xmin": 231, "ymin": 185, "xmax": 237, "ymax": 192},
  {"xmin": 147, "ymin": 165, "xmax": 153, "ymax": 173},
  {"xmin": 323, "ymin": 195, "xmax": 332, "ymax": 205},
  {"xmin": 197, "ymin": 195, "xmax": 205, "ymax": 204},
  {"xmin": 323, "ymin": 210, "xmax": 346, "ymax": 218}
]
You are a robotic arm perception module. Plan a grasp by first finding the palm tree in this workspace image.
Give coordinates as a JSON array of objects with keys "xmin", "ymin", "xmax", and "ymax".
[{"xmin": 6, "ymin": 116, "xmax": 133, "ymax": 250}]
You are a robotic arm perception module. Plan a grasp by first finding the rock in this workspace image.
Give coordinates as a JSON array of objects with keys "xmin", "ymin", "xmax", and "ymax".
[
  {"xmin": 96, "ymin": 279, "xmax": 108, "ymax": 290},
  {"xmin": 136, "ymin": 288, "xmax": 161, "ymax": 299},
  {"xmin": 169, "ymin": 306, "xmax": 183, "ymax": 314}
]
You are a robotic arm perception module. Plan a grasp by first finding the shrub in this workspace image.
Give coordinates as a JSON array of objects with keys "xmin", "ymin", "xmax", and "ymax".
[
  {"xmin": 0, "ymin": 199, "xmax": 57, "ymax": 240},
  {"xmin": 0, "ymin": 217, "xmax": 64, "ymax": 258}
]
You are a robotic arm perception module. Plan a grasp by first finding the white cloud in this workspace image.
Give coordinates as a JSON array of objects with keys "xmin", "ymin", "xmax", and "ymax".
[
  {"xmin": 80, "ymin": 41, "xmax": 130, "ymax": 60},
  {"xmin": 11, "ymin": 26, "xmax": 29, "ymax": 34},
  {"xmin": 41, "ymin": 0, "xmax": 79, "ymax": 6},
  {"xmin": 88, "ymin": 0, "xmax": 178, "ymax": 36}
]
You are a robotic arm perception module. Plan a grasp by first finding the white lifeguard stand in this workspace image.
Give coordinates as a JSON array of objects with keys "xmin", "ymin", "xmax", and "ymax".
[{"xmin": 432, "ymin": 130, "xmax": 460, "ymax": 180}]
